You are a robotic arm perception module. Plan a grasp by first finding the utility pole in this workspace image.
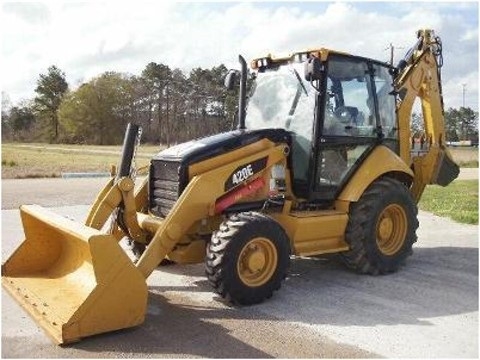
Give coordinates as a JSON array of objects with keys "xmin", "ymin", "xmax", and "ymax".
[{"xmin": 460, "ymin": 83, "xmax": 467, "ymax": 140}]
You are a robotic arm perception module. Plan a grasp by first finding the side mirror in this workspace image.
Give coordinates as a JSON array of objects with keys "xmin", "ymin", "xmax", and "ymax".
[
  {"xmin": 224, "ymin": 70, "xmax": 238, "ymax": 90},
  {"xmin": 304, "ymin": 57, "xmax": 323, "ymax": 81}
]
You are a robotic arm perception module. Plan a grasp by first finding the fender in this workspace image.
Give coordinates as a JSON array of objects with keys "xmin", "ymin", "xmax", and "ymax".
[{"xmin": 337, "ymin": 145, "xmax": 414, "ymax": 203}]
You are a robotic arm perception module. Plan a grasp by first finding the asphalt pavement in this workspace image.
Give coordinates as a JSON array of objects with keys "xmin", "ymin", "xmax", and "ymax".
[{"xmin": 1, "ymin": 177, "xmax": 478, "ymax": 358}]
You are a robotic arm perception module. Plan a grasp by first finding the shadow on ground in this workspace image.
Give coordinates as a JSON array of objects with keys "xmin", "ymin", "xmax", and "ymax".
[{"xmin": 2, "ymin": 246, "xmax": 477, "ymax": 358}]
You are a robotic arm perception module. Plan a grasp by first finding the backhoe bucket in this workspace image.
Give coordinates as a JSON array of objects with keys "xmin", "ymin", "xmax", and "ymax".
[{"xmin": 1, "ymin": 205, "xmax": 148, "ymax": 344}]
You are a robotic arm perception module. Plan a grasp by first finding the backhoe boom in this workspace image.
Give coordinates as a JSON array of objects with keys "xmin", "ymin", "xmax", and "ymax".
[{"xmin": 395, "ymin": 29, "xmax": 459, "ymax": 201}]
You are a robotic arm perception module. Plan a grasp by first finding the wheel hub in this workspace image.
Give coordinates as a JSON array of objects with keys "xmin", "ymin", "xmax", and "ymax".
[
  {"xmin": 378, "ymin": 217, "xmax": 394, "ymax": 240},
  {"xmin": 246, "ymin": 247, "xmax": 266, "ymax": 273},
  {"xmin": 237, "ymin": 237, "xmax": 277, "ymax": 287},
  {"xmin": 376, "ymin": 204, "xmax": 408, "ymax": 256}
]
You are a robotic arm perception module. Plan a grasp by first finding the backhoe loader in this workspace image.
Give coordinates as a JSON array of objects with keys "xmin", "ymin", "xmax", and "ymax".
[{"xmin": 2, "ymin": 29, "xmax": 459, "ymax": 344}]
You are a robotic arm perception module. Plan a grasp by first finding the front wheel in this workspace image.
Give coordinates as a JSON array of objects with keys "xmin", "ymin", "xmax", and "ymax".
[
  {"xmin": 205, "ymin": 212, "xmax": 290, "ymax": 305},
  {"xmin": 341, "ymin": 177, "xmax": 418, "ymax": 275}
]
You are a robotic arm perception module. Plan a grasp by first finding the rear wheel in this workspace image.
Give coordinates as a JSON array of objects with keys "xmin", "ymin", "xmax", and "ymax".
[
  {"xmin": 341, "ymin": 177, "xmax": 418, "ymax": 274},
  {"xmin": 206, "ymin": 212, "xmax": 290, "ymax": 305}
]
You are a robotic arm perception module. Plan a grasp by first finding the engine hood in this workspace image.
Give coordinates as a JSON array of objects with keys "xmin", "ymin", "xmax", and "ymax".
[
  {"xmin": 149, "ymin": 128, "xmax": 291, "ymax": 218},
  {"xmin": 152, "ymin": 128, "xmax": 291, "ymax": 165}
]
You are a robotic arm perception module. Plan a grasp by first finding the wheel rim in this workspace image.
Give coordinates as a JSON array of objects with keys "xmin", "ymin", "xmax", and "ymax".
[
  {"xmin": 237, "ymin": 237, "xmax": 278, "ymax": 287},
  {"xmin": 376, "ymin": 204, "xmax": 408, "ymax": 256}
]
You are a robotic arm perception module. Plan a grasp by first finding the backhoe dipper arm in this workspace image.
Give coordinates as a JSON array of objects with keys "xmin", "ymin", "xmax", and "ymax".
[{"xmin": 394, "ymin": 29, "xmax": 459, "ymax": 202}]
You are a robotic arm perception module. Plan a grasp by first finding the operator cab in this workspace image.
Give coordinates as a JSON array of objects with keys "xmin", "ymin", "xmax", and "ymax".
[{"xmin": 247, "ymin": 51, "xmax": 398, "ymax": 201}]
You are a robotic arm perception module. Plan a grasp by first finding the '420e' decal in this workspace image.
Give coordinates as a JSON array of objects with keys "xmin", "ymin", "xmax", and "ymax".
[{"xmin": 224, "ymin": 157, "xmax": 268, "ymax": 191}]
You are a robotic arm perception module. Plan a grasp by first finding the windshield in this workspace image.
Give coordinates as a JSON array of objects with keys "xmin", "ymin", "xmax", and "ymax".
[
  {"xmin": 245, "ymin": 62, "xmax": 316, "ymax": 182},
  {"xmin": 245, "ymin": 62, "xmax": 315, "ymax": 140}
]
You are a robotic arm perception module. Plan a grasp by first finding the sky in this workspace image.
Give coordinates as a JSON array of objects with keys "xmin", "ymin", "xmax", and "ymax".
[{"xmin": 1, "ymin": 1, "xmax": 478, "ymax": 111}]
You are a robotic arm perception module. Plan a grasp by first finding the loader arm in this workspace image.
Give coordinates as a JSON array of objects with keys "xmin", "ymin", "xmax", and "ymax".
[
  {"xmin": 85, "ymin": 122, "xmax": 149, "ymax": 242},
  {"xmin": 395, "ymin": 29, "xmax": 459, "ymax": 202},
  {"xmin": 85, "ymin": 176, "xmax": 149, "ymax": 242},
  {"xmin": 136, "ymin": 143, "xmax": 287, "ymax": 278}
]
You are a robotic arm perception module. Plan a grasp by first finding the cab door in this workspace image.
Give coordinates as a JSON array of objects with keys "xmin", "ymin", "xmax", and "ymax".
[{"xmin": 311, "ymin": 55, "xmax": 397, "ymax": 200}]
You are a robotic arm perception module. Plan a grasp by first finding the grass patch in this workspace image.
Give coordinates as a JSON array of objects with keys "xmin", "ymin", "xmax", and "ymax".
[
  {"xmin": 419, "ymin": 180, "xmax": 478, "ymax": 224},
  {"xmin": 1, "ymin": 143, "xmax": 161, "ymax": 179},
  {"xmin": 2, "ymin": 159, "xmax": 18, "ymax": 167},
  {"xmin": 1, "ymin": 143, "xmax": 478, "ymax": 224}
]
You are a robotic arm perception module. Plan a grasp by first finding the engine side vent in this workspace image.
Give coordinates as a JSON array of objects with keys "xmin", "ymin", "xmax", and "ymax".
[{"xmin": 149, "ymin": 160, "xmax": 182, "ymax": 218}]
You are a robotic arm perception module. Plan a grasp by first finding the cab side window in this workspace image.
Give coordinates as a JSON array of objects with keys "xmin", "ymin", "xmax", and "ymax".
[
  {"xmin": 323, "ymin": 58, "xmax": 376, "ymax": 137},
  {"xmin": 373, "ymin": 64, "xmax": 397, "ymax": 138}
]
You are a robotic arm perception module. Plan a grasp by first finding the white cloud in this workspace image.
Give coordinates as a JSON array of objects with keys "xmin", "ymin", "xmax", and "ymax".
[{"xmin": 1, "ymin": 1, "xmax": 478, "ymax": 110}]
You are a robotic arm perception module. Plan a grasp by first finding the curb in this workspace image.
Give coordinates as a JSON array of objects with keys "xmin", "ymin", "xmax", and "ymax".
[{"xmin": 61, "ymin": 172, "xmax": 111, "ymax": 179}]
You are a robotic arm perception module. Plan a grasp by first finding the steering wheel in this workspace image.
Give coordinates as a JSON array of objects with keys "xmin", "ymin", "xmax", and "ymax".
[{"xmin": 334, "ymin": 106, "xmax": 353, "ymax": 124}]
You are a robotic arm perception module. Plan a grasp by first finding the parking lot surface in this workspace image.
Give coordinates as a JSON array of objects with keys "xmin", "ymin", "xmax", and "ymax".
[{"xmin": 1, "ymin": 178, "xmax": 478, "ymax": 358}]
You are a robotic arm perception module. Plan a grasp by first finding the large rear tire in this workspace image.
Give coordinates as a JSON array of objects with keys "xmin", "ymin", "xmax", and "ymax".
[
  {"xmin": 206, "ymin": 212, "xmax": 290, "ymax": 305},
  {"xmin": 341, "ymin": 177, "xmax": 418, "ymax": 275}
]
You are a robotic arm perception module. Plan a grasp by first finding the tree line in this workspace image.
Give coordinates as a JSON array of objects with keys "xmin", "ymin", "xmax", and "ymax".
[
  {"xmin": 2, "ymin": 63, "xmax": 239, "ymax": 145},
  {"xmin": 1, "ymin": 64, "xmax": 478, "ymax": 146},
  {"xmin": 411, "ymin": 107, "xmax": 479, "ymax": 145}
]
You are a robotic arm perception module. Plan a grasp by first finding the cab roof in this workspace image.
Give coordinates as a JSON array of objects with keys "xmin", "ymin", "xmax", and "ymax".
[
  {"xmin": 250, "ymin": 48, "xmax": 349, "ymax": 71},
  {"xmin": 250, "ymin": 48, "xmax": 392, "ymax": 72}
]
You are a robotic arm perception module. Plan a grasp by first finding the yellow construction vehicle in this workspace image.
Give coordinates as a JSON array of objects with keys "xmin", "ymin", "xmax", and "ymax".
[{"xmin": 2, "ymin": 29, "xmax": 459, "ymax": 344}]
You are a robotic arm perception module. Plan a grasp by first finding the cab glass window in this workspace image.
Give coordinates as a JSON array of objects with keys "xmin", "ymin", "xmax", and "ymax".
[
  {"xmin": 373, "ymin": 64, "xmax": 397, "ymax": 138},
  {"xmin": 323, "ymin": 58, "xmax": 376, "ymax": 137}
]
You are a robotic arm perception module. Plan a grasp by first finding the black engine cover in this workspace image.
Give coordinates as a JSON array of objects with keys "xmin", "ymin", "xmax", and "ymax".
[{"xmin": 149, "ymin": 129, "xmax": 291, "ymax": 217}]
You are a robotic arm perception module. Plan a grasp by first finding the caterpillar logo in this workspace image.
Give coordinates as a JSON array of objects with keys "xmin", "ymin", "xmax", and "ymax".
[{"xmin": 225, "ymin": 157, "xmax": 268, "ymax": 191}]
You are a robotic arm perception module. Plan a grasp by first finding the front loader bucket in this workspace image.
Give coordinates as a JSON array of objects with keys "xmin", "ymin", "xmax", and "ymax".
[{"xmin": 2, "ymin": 205, "xmax": 148, "ymax": 344}]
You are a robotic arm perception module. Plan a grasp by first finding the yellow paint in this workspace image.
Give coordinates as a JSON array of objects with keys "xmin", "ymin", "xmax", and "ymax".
[
  {"xmin": 271, "ymin": 210, "xmax": 349, "ymax": 256},
  {"xmin": 338, "ymin": 146, "xmax": 413, "ymax": 202},
  {"xmin": 167, "ymin": 238, "xmax": 206, "ymax": 264},
  {"xmin": 250, "ymin": 48, "xmax": 349, "ymax": 69},
  {"xmin": 237, "ymin": 237, "xmax": 278, "ymax": 287},
  {"xmin": 136, "ymin": 143, "xmax": 288, "ymax": 278},
  {"xmin": 1, "ymin": 205, "xmax": 147, "ymax": 344},
  {"xmin": 395, "ymin": 29, "xmax": 458, "ymax": 199},
  {"xmin": 376, "ymin": 204, "xmax": 407, "ymax": 256}
]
